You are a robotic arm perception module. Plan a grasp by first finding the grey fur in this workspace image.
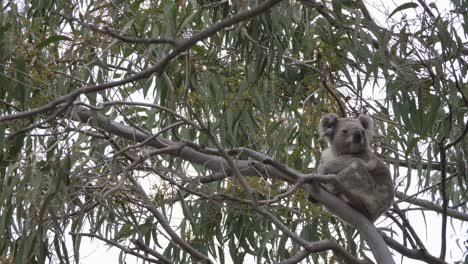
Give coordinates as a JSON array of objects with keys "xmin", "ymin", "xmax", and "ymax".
[{"xmin": 317, "ymin": 113, "xmax": 394, "ymax": 222}]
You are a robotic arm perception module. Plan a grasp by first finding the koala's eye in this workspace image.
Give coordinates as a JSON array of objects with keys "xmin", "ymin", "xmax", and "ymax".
[{"xmin": 342, "ymin": 129, "xmax": 348, "ymax": 134}]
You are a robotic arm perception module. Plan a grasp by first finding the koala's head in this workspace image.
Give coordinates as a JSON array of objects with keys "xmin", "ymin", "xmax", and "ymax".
[{"xmin": 319, "ymin": 113, "xmax": 374, "ymax": 155}]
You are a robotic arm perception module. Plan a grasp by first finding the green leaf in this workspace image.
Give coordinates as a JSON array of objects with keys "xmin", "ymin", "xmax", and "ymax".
[
  {"xmin": 388, "ymin": 2, "xmax": 418, "ymax": 19},
  {"xmin": 36, "ymin": 35, "xmax": 72, "ymax": 49},
  {"xmin": 116, "ymin": 224, "xmax": 134, "ymax": 241}
]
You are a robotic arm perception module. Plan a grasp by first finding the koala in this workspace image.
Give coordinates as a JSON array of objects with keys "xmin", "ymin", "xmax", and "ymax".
[{"xmin": 316, "ymin": 113, "xmax": 394, "ymax": 222}]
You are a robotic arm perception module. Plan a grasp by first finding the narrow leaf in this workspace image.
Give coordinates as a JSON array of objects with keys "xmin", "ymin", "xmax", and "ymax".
[
  {"xmin": 36, "ymin": 35, "xmax": 72, "ymax": 49},
  {"xmin": 388, "ymin": 3, "xmax": 418, "ymax": 19}
]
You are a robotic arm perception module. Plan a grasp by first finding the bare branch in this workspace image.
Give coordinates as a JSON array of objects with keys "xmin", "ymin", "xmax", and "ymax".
[
  {"xmin": 438, "ymin": 144, "xmax": 448, "ymax": 260},
  {"xmin": 254, "ymin": 206, "xmax": 365, "ymax": 264},
  {"xmin": 395, "ymin": 191, "xmax": 468, "ymax": 221},
  {"xmin": 72, "ymin": 232, "xmax": 161, "ymax": 263},
  {"xmin": 305, "ymin": 185, "xmax": 396, "ymax": 264},
  {"xmin": 127, "ymin": 173, "xmax": 213, "ymax": 264},
  {"xmin": 6, "ymin": 99, "xmax": 74, "ymax": 141},
  {"xmin": 391, "ymin": 204, "xmax": 427, "ymax": 251},
  {"xmin": 381, "ymin": 233, "xmax": 447, "ymax": 264},
  {"xmin": 130, "ymin": 239, "xmax": 172, "ymax": 264},
  {"xmin": 445, "ymin": 120, "xmax": 468, "ymax": 149},
  {"xmin": 384, "ymin": 212, "xmax": 418, "ymax": 250},
  {"xmin": 417, "ymin": 0, "xmax": 436, "ymax": 18},
  {"xmin": 318, "ymin": 52, "xmax": 346, "ymax": 118}
]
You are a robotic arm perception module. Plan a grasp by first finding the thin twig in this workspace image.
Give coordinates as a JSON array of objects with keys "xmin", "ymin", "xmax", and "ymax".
[
  {"xmin": 395, "ymin": 191, "xmax": 468, "ymax": 221},
  {"xmin": 5, "ymin": 99, "xmax": 74, "ymax": 141},
  {"xmin": 445, "ymin": 120, "xmax": 468, "ymax": 149},
  {"xmin": 127, "ymin": 172, "xmax": 214, "ymax": 264},
  {"xmin": 417, "ymin": 0, "xmax": 436, "ymax": 18},
  {"xmin": 56, "ymin": 12, "xmax": 176, "ymax": 45},
  {"xmin": 71, "ymin": 232, "xmax": 161, "ymax": 263},
  {"xmin": 318, "ymin": 52, "xmax": 346, "ymax": 117},
  {"xmin": 438, "ymin": 143, "xmax": 448, "ymax": 260},
  {"xmin": 102, "ymin": 146, "xmax": 180, "ymax": 199},
  {"xmin": 130, "ymin": 239, "xmax": 172, "ymax": 264},
  {"xmin": 392, "ymin": 204, "xmax": 427, "ymax": 251},
  {"xmin": 385, "ymin": 212, "xmax": 418, "ymax": 250}
]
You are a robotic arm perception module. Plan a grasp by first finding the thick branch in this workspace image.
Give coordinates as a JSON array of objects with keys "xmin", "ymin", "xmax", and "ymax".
[
  {"xmin": 71, "ymin": 106, "xmax": 393, "ymax": 263},
  {"xmin": 381, "ymin": 233, "xmax": 447, "ymax": 264},
  {"xmin": 194, "ymin": 114, "xmax": 365, "ymax": 263},
  {"xmin": 71, "ymin": 106, "xmax": 272, "ymax": 178},
  {"xmin": 276, "ymin": 239, "xmax": 363, "ymax": 264},
  {"xmin": 304, "ymin": 185, "xmax": 395, "ymax": 264}
]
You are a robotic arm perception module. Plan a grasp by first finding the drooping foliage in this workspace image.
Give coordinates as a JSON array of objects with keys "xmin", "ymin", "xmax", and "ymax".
[{"xmin": 0, "ymin": 0, "xmax": 467, "ymax": 263}]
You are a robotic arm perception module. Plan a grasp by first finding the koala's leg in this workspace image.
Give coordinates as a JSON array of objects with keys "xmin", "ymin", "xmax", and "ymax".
[
  {"xmin": 309, "ymin": 155, "xmax": 356, "ymax": 203},
  {"xmin": 317, "ymin": 155, "xmax": 361, "ymax": 175},
  {"xmin": 316, "ymin": 156, "xmax": 362, "ymax": 203},
  {"xmin": 335, "ymin": 160, "xmax": 382, "ymax": 221}
]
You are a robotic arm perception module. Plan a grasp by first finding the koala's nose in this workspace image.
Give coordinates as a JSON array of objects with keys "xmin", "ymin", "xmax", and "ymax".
[{"xmin": 351, "ymin": 127, "xmax": 363, "ymax": 143}]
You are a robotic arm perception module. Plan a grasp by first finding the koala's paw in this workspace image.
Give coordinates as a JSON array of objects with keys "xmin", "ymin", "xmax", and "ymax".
[{"xmin": 365, "ymin": 159, "xmax": 378, "ymax": 171}]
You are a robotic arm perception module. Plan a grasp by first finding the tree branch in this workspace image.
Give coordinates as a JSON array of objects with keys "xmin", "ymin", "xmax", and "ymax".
[
  {"xmin": 56, "ymin": 12, "xmax": 177, "ymax": 45},
  {"xmin": 381, "ymin": 233, "xmax": 447, "ymax": 264},
  {"xmin": 0, "ymin": 0, "xmax": 284, "ymax": 123},
  {"xmin": 304, "ymin": 185, "xmax": 395, "ymax": 264},
  {"xmin": 318, "ymin": 52, "xmax": 346, "ymax": 117},
  {"xmin": 72, "ymin": 232, "xmax": 161, "ymax": 263},
  {"xmin": 395, "ymin": 191, "xmax": 468, "ymax": 221},
  {"xmin": 276, "ymin": 240, "xmax": 364, "ymax": 264},
  {"xmin": 70, "ymin": 105, "xmax": 394, "ymax": 263},
  {"xmin": 127, "ymin": 173, "xmax": 213, "ymax": 264},
  {"xmin": 130, "ymin": 239, "xmax": 172, "ymax": 264},
  {"xmin": 391, "ymin": 204, "xmax": 427, "ymax": 251}
]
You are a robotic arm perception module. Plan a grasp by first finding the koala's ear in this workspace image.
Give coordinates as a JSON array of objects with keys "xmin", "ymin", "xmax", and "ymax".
[
  {"xmin": 359, "ymin": 115, "xmax": 375, "ymax": 137},
  {"xmin": 319, "ymin": 113, "xmax": 339, "ymax": 138}
]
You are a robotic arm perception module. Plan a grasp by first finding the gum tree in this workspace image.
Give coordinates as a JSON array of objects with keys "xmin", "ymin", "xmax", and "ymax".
[{"xmin": 0, "ymin": 0, "xmax": 466, "ymax": 263}]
